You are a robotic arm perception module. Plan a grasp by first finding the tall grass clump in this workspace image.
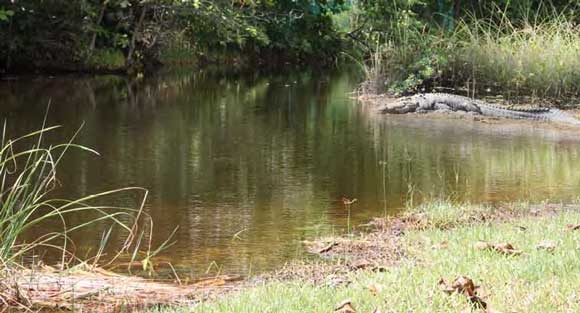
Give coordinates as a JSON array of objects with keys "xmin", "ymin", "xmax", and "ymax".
[
  {"xmin": 450, "ymin": 10, "xmax": 580, "ymax": 100},
  {"xmin": 359, "ymin": 3, "xmax": 579, "ymax": 101},
  {"xmin": 358, "ymin": 11, "xmax": 450, "ymax": 95},
  {"xmin": 0, "ymin": 123, "xmax": 147, "ymax": 270}
]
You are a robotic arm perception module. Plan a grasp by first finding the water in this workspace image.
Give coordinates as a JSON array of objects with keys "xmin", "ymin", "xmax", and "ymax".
[{"xmin": 2, "ymin": 69, "xmax": 580, "ymax": 277}]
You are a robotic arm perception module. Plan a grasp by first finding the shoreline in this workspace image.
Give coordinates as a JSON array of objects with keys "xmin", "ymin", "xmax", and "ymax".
[
  {"xmin": 3, "ymin": 201, "xmax": 578, "ymax": 312},
  {"xmin": 174, "ymin": 201, "xmax": 580, "ymax": 312}
]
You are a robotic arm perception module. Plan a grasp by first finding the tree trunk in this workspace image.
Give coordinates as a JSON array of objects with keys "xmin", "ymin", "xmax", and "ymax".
[
  {"xmin": 88, "ymin": 2, "xmax": 107, "ymax": 56},
  {"xmin": 126, "ymin": 4, "xmax": 148, "ymax": 69}
]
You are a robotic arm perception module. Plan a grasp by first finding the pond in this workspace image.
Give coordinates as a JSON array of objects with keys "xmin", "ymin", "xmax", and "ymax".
[{"xmin": 1, "ymin": 68, "xmax": 580, "ymax": 278}]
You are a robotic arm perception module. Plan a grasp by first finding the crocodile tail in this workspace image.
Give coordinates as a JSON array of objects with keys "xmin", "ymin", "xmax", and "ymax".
[{"xmin": 486, "ymin": 104, "xmax": 551, "ymax": 114}]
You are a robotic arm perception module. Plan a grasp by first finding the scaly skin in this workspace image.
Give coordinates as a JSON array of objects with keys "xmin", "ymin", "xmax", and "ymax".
[{"xmin": 377, "ymin": 93, "xmax": 580, "ymax": 126}]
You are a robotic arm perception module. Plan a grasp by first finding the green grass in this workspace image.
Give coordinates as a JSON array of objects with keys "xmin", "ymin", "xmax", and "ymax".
[
  {"xmin": 86, "ymin": 48, "xmax": 126, "ymax": 70},
  {"xmin": 153, "ymin": 204, "xmax": 580, "ymax": 312},
  {"xmin": 0, "ymin": 123, "xmax": 146, "ymax": 270},
  {"xmin": 363, "ymin": 9, "xmax": 580, "ymax": 100},
  {"xmin": 450, "ymin": 14, "xmax": 580, "ymax": 99}
]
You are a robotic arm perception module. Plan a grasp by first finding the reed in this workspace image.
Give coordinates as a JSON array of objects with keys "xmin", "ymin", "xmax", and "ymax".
[
  {"xmin": 0, "ymin": 122, "xmax": 148, "ymax": 270},
  {"xmin": 360, "ymin": 5, "xmax": 580, "ymax": 100},
  {"xmin": 450, "ymin": 9, "xmax": 580, "ymax": 99}
]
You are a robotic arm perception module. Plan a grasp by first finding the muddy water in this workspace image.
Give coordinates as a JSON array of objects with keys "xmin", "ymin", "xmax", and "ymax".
[{"xmin": 1, "ymin": 69, "xmax": 580, "ymax": 277}]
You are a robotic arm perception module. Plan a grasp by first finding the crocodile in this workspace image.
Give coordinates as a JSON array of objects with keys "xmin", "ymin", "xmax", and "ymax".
[{"xmin": 376, "ymin": 93, "xmax": 580, "ymax": 126}]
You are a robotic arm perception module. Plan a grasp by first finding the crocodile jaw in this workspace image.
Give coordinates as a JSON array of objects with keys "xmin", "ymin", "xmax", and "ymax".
[{"xmin": 378, "ymin": 99, "xmax": 419, "ymax": 114}]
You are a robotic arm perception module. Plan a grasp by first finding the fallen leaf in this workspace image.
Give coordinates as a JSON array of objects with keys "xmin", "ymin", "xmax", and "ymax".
[
  {"xmin": 493, "ymin": 242, "xmax": 523, "ymax": 256},
  {"xmin": 536, "ymin": 240, "xmax": 557, "ymax": 252},
  {"xmin": 335, "ymin": 299, "xmax": 357, "ymax": 313},
  {"xmin": 515, "ymin": 225, "xmax": 527, "ymax": 231},
  {"xmin": 474, "ymin": 241, "xmax": 522, "ymax": 256},
  {"xmin": 439, "ymin": 276, "xmax": 487, "ymax": 310},
  {"xmin": 318, "ymin": 241, "xmax": 339, "ymax": 254},
  {"xmin": 566, "ymin": 224, "xmax": 580, "ymax": 231},
  {"xmin": 451, "ymin": 276, "xmax": 477, "ymax": 297}
]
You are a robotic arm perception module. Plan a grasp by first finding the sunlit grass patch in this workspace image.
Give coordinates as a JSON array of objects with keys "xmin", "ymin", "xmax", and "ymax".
[
  {"xmin": 450, "ymin": 15, "xmax": 580, "ymax": 99},
  {"xmin": 360, "ymin": 9, "xmax": 580, "ymax": 101},
  {"xmin": 156, "ymin": 206, "xmax": 580, "ymax": 313},
  {"xmin": 402, "ymin": 200, "xmax": 542, "ymax": 229},
  {"xmin": 402, "ymin": 210, "xmax": 580, "ymax": 312}
]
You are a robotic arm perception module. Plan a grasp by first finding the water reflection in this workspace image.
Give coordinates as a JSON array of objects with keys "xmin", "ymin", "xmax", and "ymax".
[{"xmin": 1, "ymin": 69, "xmax": 580, "ymax": 276}]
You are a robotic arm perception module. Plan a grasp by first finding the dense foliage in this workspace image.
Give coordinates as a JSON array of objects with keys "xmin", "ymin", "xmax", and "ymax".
[
  {"xmin": 0, "ymin": 0, "xmax": 578, "ymax": 96},
  {"xmin": 0, "ymin": 0, "xmax": 350, "ymax": 73},
  {"xmin": 353, "ymin": 0, "xmax": 580, "ymax": 96}
]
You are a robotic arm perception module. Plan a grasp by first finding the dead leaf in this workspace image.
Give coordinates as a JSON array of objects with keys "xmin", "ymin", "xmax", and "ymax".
[
  {"xmin": 371, "ymin": 308, "xmax": 382, "ymax": 313},
  {"xmin": 451, "ymin": 276, "xmax": 477, "ymax": 297},
  {"xmin": 335, "ymin": 299, "xmax": 357, "ymax": 313},
  {"xmin": 515, "ymin": 225, "xmax": 527, "ymax": 231},
  {"xmin": 439, "ymin": 276, "xmax": 487, "ymax": 310},
  {"xmin": 493, "ymin": 243, "xmax": 523, "ymax": 256},
  {"xmin": 474, "ymin": 241, "xmax": 522, "ymax": 256},
  {"xmin": 536, "ymin": 240, "xmax": 557, "ymax": 252},
  {"xmin": 566, "ymin": 224, "xmax": 580, "ymax": 231},
  {"xmin": 318, "ymin": 241, "xmax": 339, "ymax": 254}
]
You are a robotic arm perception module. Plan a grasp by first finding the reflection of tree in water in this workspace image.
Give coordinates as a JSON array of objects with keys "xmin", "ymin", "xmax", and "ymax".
[{"xmin": 2, "ymin": 71, "xmax": 580, "ymax": 276}]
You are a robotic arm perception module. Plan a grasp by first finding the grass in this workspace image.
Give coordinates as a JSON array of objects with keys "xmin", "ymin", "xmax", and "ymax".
[
  {"xmin": 362, "ymin": 8, "xmax": 580, "ymax": 101},
  {"xmin": 0, "ymin": 122, "xmax": 148, "ymax": 271},
  {"xmin": 450, "ymin": 13, "xmax": 580, "ymax": 100},
  {"xmin": 152, "ymin": 202, "xmax": 580, "ymax": 312},
  {"xmin": 86, "ymin": 48, "xmax": 126, "ymax": 70},
  {"xmin": 0, "ymin": 122, "xmax": 187, "ymax": 310}
]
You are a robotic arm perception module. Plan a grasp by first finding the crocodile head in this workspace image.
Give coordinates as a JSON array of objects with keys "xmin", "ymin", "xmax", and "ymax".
[{"xmin": 377, "ymin": 96, "xmax": 419, "ymax": 114}]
